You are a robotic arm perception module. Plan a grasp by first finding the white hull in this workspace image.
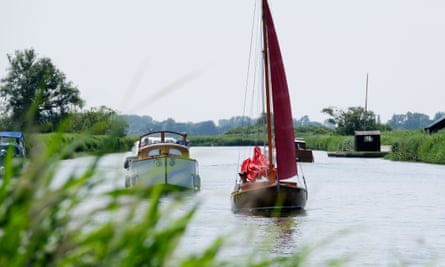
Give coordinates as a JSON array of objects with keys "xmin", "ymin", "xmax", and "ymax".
[{"xmin": 125, "ymin": 156, "xmax": 200, "ymax": 191}]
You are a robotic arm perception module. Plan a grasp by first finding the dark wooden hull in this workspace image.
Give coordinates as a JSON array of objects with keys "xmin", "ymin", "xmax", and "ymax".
[
  {"xmin": 296, "ymin": 149, "xmax": 314, "ymax": 162},
  {"xmin": 295, "ymin": 138, "xmax": 314, "ymax": 162},
  {"xmin": 231, "ymin": 181, "xmax": 307, "ymax": 216}
]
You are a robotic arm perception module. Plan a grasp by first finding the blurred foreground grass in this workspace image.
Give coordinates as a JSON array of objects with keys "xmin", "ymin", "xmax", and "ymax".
[
  {"xmin": 0, "ymin": 130, "xmax": 321, "ymax": 267},
  {"xmin": 2, "ymin": 128, "xmax": 443, "ymax": 266}
]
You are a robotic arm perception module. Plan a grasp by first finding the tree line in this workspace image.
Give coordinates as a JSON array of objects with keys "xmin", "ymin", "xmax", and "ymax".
[
  {"xmin": 1, "ymin": 48, "xmax": 443, "ymax": 137},
  {"xmin": 123, "ymin": 109, "xmax": 444, "ymax": 136}
]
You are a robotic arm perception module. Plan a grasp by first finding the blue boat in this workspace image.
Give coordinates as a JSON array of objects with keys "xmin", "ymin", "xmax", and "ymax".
[
  {"xmin": 0, "ymin": 131, "xmax": 26, "ymax": 175},
  {"xmin": 0, "ymin": 131, "xmax": 26, "ymax": 158}
]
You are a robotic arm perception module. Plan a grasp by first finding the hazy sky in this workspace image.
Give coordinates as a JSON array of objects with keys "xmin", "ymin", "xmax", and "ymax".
[{"xmin": 1, "ymin": 0, "xmax": 444, "ymax": 124}]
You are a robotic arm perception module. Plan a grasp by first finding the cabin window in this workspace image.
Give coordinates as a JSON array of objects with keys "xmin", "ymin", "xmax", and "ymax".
[
  {"xmin": 364, "ymin": 136, "xmax": 373, "ymax": 142},
  {"xmin": 169, "ymin": 148, "xmax": 182, "ymax": 156},
  {"xmin": 148, "ymin": 149, "xmax": 160, "ymax": 157},
  {"xmin": 141, "ymin": 138, "xmax": 149, "ymax": 146}
]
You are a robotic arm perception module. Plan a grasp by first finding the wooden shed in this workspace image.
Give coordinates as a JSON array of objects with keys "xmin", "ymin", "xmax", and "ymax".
[
  {"xmin": 424, "ymin": 116, "xmax": 445, "ymax": 134},
  {"xmin": 354, "ymin": 130, "xmax": 381, "ymax": 152}
]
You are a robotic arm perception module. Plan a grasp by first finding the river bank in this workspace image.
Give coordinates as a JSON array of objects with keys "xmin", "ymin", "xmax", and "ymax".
[
  {"xmin": 29, "ymin": 130, "xmax": 445, "ymax": 165},
  {"xmin": 190, "ymin": 130, "xmax": 445, "ymax": 165},
  {"xmin": 302, "ymin": 130, "xmax": 445, "ymax": 164}
]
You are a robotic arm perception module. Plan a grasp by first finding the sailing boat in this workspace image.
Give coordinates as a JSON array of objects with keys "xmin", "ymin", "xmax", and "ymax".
[{"xmin": 230, "ymin": 0, "xmax": 308, "ymax": 215}]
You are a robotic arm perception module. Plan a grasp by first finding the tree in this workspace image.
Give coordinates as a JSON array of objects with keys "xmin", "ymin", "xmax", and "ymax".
[
  {"xmin": 433, "ymin": 112, "xmax": 445, "ymax": 121},
  {"xmin": 322, "ymin": 106, "xmax": 379, "ymax": 135},
  {"xmin": 294, "ymin": 115, "xmax": 322, "ymax": 127},
  {"xmin": 388, "ymin": 112, "xmax": 432, "ymax": 130},
  {"xmin": 0, "ymin": 49, "xmax": 84, "ymax": 131},
  {"xmin": 68, "ymin": 106, "xmax": 128, "ymax": 136},
  {"xmin": 193, "ymin": 121, "xmax": 218, "ymax": 136}
]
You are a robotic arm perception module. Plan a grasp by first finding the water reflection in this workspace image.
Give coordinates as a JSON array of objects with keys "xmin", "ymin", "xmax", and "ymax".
[
  {"xmin": 231, "ymin": 211, "xmax": 306, "ymax": 258},
  {"xmin": 269, "ymin": 216, "xmax": 303, "ymax": 255},
  {"xmin": 234, "ymin": 208, "xmax": 307, "ymax": 218}
]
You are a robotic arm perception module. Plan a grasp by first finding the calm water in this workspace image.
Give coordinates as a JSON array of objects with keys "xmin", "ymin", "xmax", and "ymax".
[{"xmin": 57, "ymin": 147, "xmax": 445, "ymax": 266}]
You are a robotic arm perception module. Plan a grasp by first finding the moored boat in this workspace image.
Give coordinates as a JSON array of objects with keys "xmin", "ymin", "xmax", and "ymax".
[
  {"xmin": 295, "ymin": 137, "xmax": 314, "ymax": 162},
  {"xmin": 123, "ymin": 130, "xmax": 200, "ymax": 192},
  {"xmin": 0, "ymin": 131, "xmax": 26, "ymax": 176},
  {"xmin": 0, "ymin": 131, "xmax": 26, "ymax": 158}
]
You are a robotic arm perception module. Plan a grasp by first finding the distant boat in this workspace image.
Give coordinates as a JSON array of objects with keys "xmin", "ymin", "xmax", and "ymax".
[
  {"xmin": 295, "ymin": 137, "xmax": 314, "ymax": 163},
  {"xmin": 0, "ymin": 131, "xmax": 26, "ymax": 158},
  {"xmin": 123, "ymin": 130, "xmax": 200, "ymax": 192},
  {"xmin": 0, "ymin": 131, "xmax": 26, "ymax": 176},
  {"xmin": 230, "ymin": 0, "xmax": 308, "ymax": 216}
]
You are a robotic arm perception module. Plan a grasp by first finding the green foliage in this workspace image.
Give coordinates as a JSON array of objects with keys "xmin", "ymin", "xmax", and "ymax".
[
  {"xmin": 0, "ymin": 49, "xmax": 84, "ymax": 131},
  {"xmin": 322, "ymin": 106, "xmax": 390, "ymax": 135},
  {"xmin": 0, "ymin": 135, "xmax": 215, "ymax": 266},
  {"xmin": 386, "ymin": 130, "xmax": 445, "ymax": 164},
  {"xmin": 294, "ymin": 125, "xmax": 333, "ymax": 136},
  {"xmin": 192, "ymin": 125, "xmax": 334, "ymax": 147},
  {"xmin": 0, "ymin": 124, "xmax": 230, "ymax": 266},
  {"xmin": 122, "ymin": 115, "xmax": 221, "ymax": 137},
  {"xmin": 31, "ymin": 133, "xmax": 135, "ymax": 158},
  {"xmin": 388, "ymin": 112, "xmax": 437, "ymax": 130},
  {"xmin": 190, "ymin": 135, "xmax": 261, "ymax": 146},
  {"xmin": 304, "ymin": 129, "xmax": 445, "ymax": 165},
  {"xmin": 0, "ymin": 125, "xmax": 322, "ymax": 267},
  {"xmin": 67, "ymin": 106, "xmax": 128, "ymax": 136},
  {"xmin": 304, "ymin": 135, "xmax": 353, "ymax": 151}
]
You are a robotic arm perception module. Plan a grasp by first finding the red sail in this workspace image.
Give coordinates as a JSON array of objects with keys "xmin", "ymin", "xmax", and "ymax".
[{"xmin": 263, "ymin": 0, "xmax": 297, "ymax": 179}]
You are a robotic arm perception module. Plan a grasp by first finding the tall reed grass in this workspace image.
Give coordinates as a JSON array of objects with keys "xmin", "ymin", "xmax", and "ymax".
[
  {"xmin": 0, "ymin": 129, "xmax": 319, "ymax": 267},
  {"xmin": 385, "ymin": 130, "xmax": 445, "ymax": 164}
]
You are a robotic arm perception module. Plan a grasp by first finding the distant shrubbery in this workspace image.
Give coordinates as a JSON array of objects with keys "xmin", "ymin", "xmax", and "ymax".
[
  {"xmin": 190, "ymin": 127, "xmax": 445, "ymax": 165},
  {"xmin": 384, "ymin": 130, "xmax": 445, "ymax": 164},
  {"xmin": 29, "ymin": 133, "xmax": 135, "ymax": 159}
]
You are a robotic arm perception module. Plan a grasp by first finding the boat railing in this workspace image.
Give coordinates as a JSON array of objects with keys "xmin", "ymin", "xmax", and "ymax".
[{"xmin": 138, "ymin": 143, "xmax": 190, "ymax": 160}]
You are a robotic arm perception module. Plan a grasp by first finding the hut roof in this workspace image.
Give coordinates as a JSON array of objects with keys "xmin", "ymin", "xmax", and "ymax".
[
  {"xmin": 424, "ymin": 116, "xmax": 445, "ymax": 134},
  {"xmin": 354, "ymin": 130, "xmax": 381, "ymax": 136}
]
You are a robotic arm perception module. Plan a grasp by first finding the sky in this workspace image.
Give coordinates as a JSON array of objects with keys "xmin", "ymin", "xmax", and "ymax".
[{"xmin": 1, "ymin": 0, "xmax": 445, "ymax": 124}]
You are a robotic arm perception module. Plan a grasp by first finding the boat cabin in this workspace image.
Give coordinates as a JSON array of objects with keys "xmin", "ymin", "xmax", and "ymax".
[
  {"xmin": 138, "ymin": 143, "xmax": 190, "ymax": 160},
  {"xmin": 354, "ymin": 130, "xmax": 381, "ymax": 152},
  {"xmin": 294, "ymin": 138, "xmax": 314, "ymax": 162},
  {"xmin": 137, "ymin": 130, "xmax": 190, "ymax": 160},
  {"xmin": 0, "ymin": 131, "xmax": 26, "ymax": 158}
]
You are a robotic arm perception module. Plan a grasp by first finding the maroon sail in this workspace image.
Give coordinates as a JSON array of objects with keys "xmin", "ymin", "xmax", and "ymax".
[{"xmin": 263, "ymin": 0, "xmax": 297, "ymax": 179}]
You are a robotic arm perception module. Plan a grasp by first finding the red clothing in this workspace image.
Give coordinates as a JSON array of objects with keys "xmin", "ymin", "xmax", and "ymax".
[{"xmin": 240, "ymin": 146, "xmax": 269, "ymax": 182}]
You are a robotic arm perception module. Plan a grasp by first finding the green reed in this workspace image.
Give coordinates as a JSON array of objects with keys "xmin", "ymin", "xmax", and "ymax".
[{"xmin": 0, "ymin": 126, "xmax": 321, "ymax": 267}]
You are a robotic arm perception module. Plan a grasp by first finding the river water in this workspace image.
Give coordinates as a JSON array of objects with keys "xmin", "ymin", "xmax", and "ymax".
[{"xmin": 57, "ymin": 146, "xmax": 445, "ymax": 266}]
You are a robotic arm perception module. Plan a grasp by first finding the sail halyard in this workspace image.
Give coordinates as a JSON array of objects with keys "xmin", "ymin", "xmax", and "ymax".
[{"xmin": 262, "ymin": 0, "xmax": 297, "ymax": 180}]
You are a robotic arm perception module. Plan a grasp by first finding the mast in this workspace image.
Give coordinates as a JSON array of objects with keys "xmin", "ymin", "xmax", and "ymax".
[
  {"xmin": 263, "ymin": 0, "xmax": 297, "ymax": 179},
  {"xmin": 364, "ymin": 73, "xmax": 368, "ymax": 129},
  {"xmin": 262, "ymin": 0, "xmax": 275, "ymax": 179},
  {"xmin": 364, "ymin": 73, "xmax": 369, "ymax": 113}
]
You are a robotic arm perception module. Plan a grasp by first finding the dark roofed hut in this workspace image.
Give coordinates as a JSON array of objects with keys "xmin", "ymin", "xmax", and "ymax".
[
  {"xmin": 328, "ymin": 130, "xmax": 389, "ymax": 157},
  {"xmin": 424, "ymin": 116, "xmax": 445, "ymax": 134},
  {"xmin": 354, "ymin": 130, "xmax": 381, "ymax": 152}
]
